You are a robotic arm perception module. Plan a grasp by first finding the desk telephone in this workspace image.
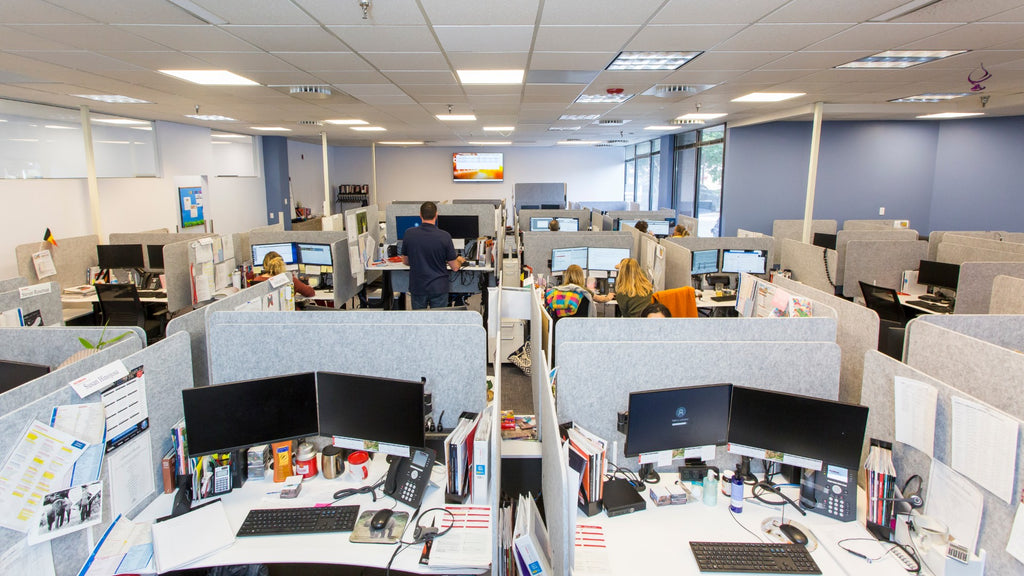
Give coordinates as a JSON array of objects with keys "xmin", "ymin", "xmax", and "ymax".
[
  {"xmin": 384, "ymin": 447, "xmax": 436, "ymax": 507},
  {"xmin": 799, "ymin": 464, "xmax": 856, "ymax": 522}
]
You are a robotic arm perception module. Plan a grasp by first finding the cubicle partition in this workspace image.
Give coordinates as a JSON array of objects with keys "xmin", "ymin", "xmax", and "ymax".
[
  {"xmin": 777, "ymin": 238, "xmax": 837, "ymax": 293},
  {"xmin": 0, "ymin": 276, "xmax": 28, "ymax": 292},
  {"xmin": 162, "ymin": 236, "xmax": 212, "ymax": 312},
  {"xmin": 950, "ymin": 262, "xmax": 1024, "ymax": 314},
  {"xmin": 834, "ymin": 229, "xmax": 918, "ymax": 288},
  {"xmin": 842, "ymin": 219, "xmax": 901, "ymax": 230},
  {"xmin": 990, "ymin": 275, "xmax": 1024, "ymax": 313},
  {"xmin": 248, "ymin": 229, "xmax": 352, "ymax": 307},
  {"xmin": 604, "ymin": 209, "xmax": 675, "ymax": 224},
  {"xmin": 660, "ymin": 239, "xmax": 694, "ymax": 289},
  {"xmin": 662, "ymin": 236, "xmax": 774, "ymax": 289},
  {"xmin": 16, "ymin": 234, "xmax": 99, "ymax": 289},
  {"xmin": 926, "ymin": 231, "xmax": 1001, "ymax": 261},
  {"xmin": 771, "ymin": 219, "xmax": 838, "ymax": 241},
  {"xmin": 842, "ymin": 239, "xmax": 927, "ymax": 298},
  {"xmin": 936, "ymin": 233, "xmax": 1024, "ymax": 265},
  {"xmin": 516, "ymin": 209, "xmax": 591, "ymax": 234},
  {"xmin": 521, "ymin": 231, "xmax": 632, "ymax": 280},
  {"xmin": 676, "ymin": 214, "xmax": 698, "ymax": 236},
  {"xmin": 108, "ymin": 231, "xmax": 210, "ymax": 269},
  {"xmin": 514, "ymin": 182, "xmax": 565, "ymax": 212},
  {"xmin": 0, "ymin": 332, "xmax": 192, "ymax": 576},
  {"xmin": 861, "ymin": 349, "xmax": 1024, "ymax": 575},
  {"xmin": 0, "ymin": 281, "xmax": 63, "ymax": 326},
  {"xmin": 538, "ymin": 353, "xmax": 571, "ymax": 576},
  {"xmin": 385, "ymin": 202, "xmax": 499, "ymax": 243}
]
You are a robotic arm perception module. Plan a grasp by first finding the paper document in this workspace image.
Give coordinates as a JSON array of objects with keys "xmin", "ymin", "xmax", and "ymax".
[
  {"xmin": 107, "ymin": 435, "xmax": 155, "ymax": 516},
  {"xmin": 32, "ymin": 250, "xmax": 57, "ymax": 279},
  {"xmin": 101, "ymin": 366, "xmax": 149, "ymax": 452},
  {"xmin": 50, "ymin": 403, "xmax": 107, "ymax": 485},
  {"xmin": 0, "ymin": 538, "xmax": 55, "ymax": 576},
  {"xmin": 574, "ymin": 524, "xmax": 611, "ymax": 576},
  {"xmin": 28, "ymin": 479, "xmax": 104, "ymax": 544},
  {"xmin": 925, "ymin": 459, "xmax": 983, "ymax": 553},
  {"xmin": 151, "ymin": 499, "xmax": 234, "ymax": 573},
  {"xmin": 69, "ymin": 360, "xmax": 128, "ymax": 399},
  {"xmin": 427, "ymin": 505, "xmax": 492, "ymax": 569},
  {"xmin": 950, "ymin": 395, "xmax": 1019, "ymax": 503},
  {"xmin": 1007, "ymin": 499, "xmax": 1024, "ymax": 563},
  {"xmin": 893, "ymin": 376, "xmax": 937, "ymax": 457},
  {"xmin": 194, "ymin": 242, "xmax": 214, "ymax": 264},
  {"xmin": 79, "ymin": 513, "xmax": 154, "ymax": 576}
]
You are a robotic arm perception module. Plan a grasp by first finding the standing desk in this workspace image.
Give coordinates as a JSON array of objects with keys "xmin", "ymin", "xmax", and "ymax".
[{"xmin": 366, "ymin": 261, "xmax": 495, "ymax": 311}]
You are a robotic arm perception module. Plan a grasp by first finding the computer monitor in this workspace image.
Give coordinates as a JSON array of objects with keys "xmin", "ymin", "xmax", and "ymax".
[
  {"xmin": 624, "ymin": 383, "xmax": 733, "ymax": 457},
  {"xmin": 529, "ymin": 217, "xmax": 553, "ymax": 232},
  {"xmin": 436, "ymin": 215, "xmax": 480, "ymax": 240},
  {"xmin": 97, "ymin": 244, "xmax": 145, "ymax": 269},
  {"xmin": 540, "ymin": 203, "xmax": 562, "ymax": 209},
  {"xmin": 617, "ymin": 219, "xmax": 640, "ymax": 231},
  {"xmin": 316, "ymin": 371, "xmax": 425, "ymax": 453},
  {"xmin": 145, "ymin": 244, "xmax": 165, "ymax": 270},
  {"xmin": 721, "ymin": 249, "xmax": 767, "ymax": 275},
  {"xmin": 520, "ymin": 204, "xmax": 540, "ymax": 210},
  {"xmin": 395, "ymin": 215, "xmax": 421, "ymax": 240},
  {"xmin": 917, "ymin": 260, "xmax": 960, "ymax": 292},
  {"xmin": 252, "ymin": 242, "xmax": 296, "ymax": 267},
  {"xmin": 0, "ymin": 360, "xmax": 50, "ymax": 394},
  {"xmin": 557, "ymin": 217, "xmax": 580, "ymax": 231},
  {"xmin": 646, "ymin": 220, "xmax": 671, "ymax": 236},
  {"xmin": 691, "ymin": 249, "xmax": 720, "ymax": 275},
  {"xmin": 587, "ymin": 247, "xmax": 630, "ymax": 271},
  {"xmin": 812, "ymin": 233, "xmax": 837, "ymax": 250},
  {"xmin": 296, "ymin": 243, "xmax": 333, "ymax": 267},
  {"xmin": 551, "ymin": 246, "xmax": 589, "ymax": 272},
  {"xmin": 727, "ymin": 386, "xmax": 868, "ymax": 470},
  {"xmin": 181, "ymin": 372, "xmax": 319, "ymax": 457}
]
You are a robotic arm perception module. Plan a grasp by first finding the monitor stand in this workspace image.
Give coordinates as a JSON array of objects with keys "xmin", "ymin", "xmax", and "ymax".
[{"xmin": 638, "ymin": 463, "xmax": 661, "ymax": 484}]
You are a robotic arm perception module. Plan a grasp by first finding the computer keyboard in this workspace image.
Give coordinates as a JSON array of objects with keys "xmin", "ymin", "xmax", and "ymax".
[
  {"xmin": 710, "ymin": 295, "xmax": 735, "ymax": 302},
  {"xmin": 907, "ymin": 300, "xmax": 952, "ymax": 313},
  {"xmin": 236, "ymin": 505, "xmax": 359, "ymax": 537},
  {"xmin": 690, "ymin": 542, "xmax": 821, "ymax": 574},
  {"xmin": 136, "ymin": 290, "xmax": 166, "ymax": 298}
]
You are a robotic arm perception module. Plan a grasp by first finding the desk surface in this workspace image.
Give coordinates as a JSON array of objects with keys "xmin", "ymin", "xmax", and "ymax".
[
  {"xmin": 696, "ymin": 291, "xmax": 738, "ymax": 308},
  {"xmin": 136, "ymin": 458, "xmax": 487, "ymax": 574},
  {"xmin": 61, "ymin": 291, "xmax": 168, "ymax": 305},
  {"xmin": 897, "ymin": 293, "xmax": 952, "ymax": 315},
  {"xmin": 580, "ymin": 480, "xmax": 907, "ymax": 575},
  {"xmin": 367, "ymin": 261, "xmax": 495, "ymax": 272}
]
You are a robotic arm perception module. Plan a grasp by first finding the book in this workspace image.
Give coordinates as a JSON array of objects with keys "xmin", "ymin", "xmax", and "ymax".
[
  {"xmin": 512, "ymin": 494, "xmax": 552, "ymax": 576},
  {"xmin": 471, "ymin": 405, "xmax": 494, "ymax": 505},
  {"xmin": 161, "ymin": 447, "xmax": 177, "ymax": 494}
]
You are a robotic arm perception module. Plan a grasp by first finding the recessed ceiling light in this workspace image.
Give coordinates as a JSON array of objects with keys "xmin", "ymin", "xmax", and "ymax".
[
  {"xmin": 836, "ymin": 50, "xmax": 967, "ymax": 69},
  {"xmin": 916, "ymin": 112, "xmax": 984, "ymax": 119},
  {"xmin": 378, "ymin": 141, "xmax": 423, "ymax": 145},
  {"xmin": 732, "ymin": 92, "xmax": 805, "ymax": 102},
  {"xmin": 325, "ymin": 119, "xmax": 369, "ymax": 125},
  {"xmin": 250, "ymin": 126, "xmax": 291, "ymax": 131},
  {"xmin": 890, "ymin": 93, "xmax": 971, "ymax": 103},
  {"xmin": 559, "ymin": 114, "xmax": 600, "ymax": 121},
  {"xmin": 74, "ymin": 94, "xmax": 152, "ymax": 104},
  {"xmin": 606, "ymin": 51, "xmax": 702, "ymax": 71},
  {"xmin": 185, "ymin": 114, "xmax": 237, "ymax": 121},
  {"xmin": 675, "ymin": 113, "xmax": 727, "ymax": 121},
  {"xmin": 468, "ymin": 141, "xmax": 512, "ymax": 145},
  {"xmin": 130, "ymin": 126, "xmax": 153, "ymax": 131},
  {"xmin": 436, "ymin": 114, "xmax": 477, "ymax": 121},
  {"xmin": 351, "ymin": 126, "xmax": 387, "ymax": 131},
  {"xmin": 644, "ymin": 125, "xmax": 678, "ymax": 131},
  {"xmin": 44, "ymin": 125, "xmax": 76, "ymax": 130},
  {"xmin": 557, "ymin": 140, "xmax": 601, "ymax": 145},
  {"xmin": 10, "ymin": 138, "xmax": 39, "ymax": 142},
  {"xmin": 92, "ymin": 118, "xmax": 150, "ymax": 125},
  {"xmin": 483, "ymin": 126, "xmax": 514, "ymax": 132},
  {"xmin": 159, "ymin": 69, "xmax": 259, "ymax": 85},
  {"xmin": 548, "ymin": 126, "xmax": 581, "ymax": 131},
  {"xmin": 456, "ymin": 69, "xmax": 524, "ymax": 84},
  {"xmin": 575, "ymin": 93, "xmax": 633, "ymax": 104},
  {"xmin": 95, "ymin": 140, "xmax": 131, "ymax": 145},
  {"xmin": 212, "ymin": 133, "xmax": 248, "ymax": 139}
]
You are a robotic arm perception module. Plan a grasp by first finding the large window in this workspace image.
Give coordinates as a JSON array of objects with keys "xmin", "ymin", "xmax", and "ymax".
[
  {"xmin": 673, "ymin": 125, "xmax": 725, "ymax": 236},
  {"xmin": 623, "ymin": 139, "xmax": 660, "ymax": 209}
]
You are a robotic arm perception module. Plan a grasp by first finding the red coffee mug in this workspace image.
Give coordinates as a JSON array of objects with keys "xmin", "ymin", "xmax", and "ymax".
[{"xmin": 346, "ymin": 450, "xmax": 370, "ymax": 481}]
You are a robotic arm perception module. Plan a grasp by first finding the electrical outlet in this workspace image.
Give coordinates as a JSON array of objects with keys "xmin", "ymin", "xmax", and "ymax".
[{"xmin": 879, "ymin": 207, "xmax": 885, "ymax": 215}]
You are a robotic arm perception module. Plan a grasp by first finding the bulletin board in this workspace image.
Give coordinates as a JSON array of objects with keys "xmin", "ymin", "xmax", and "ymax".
[{"xmin": 178, "ymin": 186, "xmax": 205, "ymax": 229}]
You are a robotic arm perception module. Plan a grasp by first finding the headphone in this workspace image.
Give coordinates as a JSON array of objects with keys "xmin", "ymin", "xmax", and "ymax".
[{"xmin": 411, "ymin": 508, "xmax": 455, "ymax": 544}]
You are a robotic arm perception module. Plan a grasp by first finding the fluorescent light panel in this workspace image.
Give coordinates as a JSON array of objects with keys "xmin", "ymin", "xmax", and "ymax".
[
  {"xmin": 606, "ymin": 51, "xmax": 702, "ymax": 71},
  {"xmin": 74, "ymin": 94, "xmax": 151, "ymax": 104},
  {"xmin": 325, "ymin": 119, "xmax": 368, "ymax": 125},
  {"xmin": 890, "ymin": 93, "xmax": 970, "ymax": 103},
  {"xmin": 185, "ymin": 114, "xmax": 237, "ymax": 121},
  {"xmin": 732, "ymin": 92, "xmax": 805, "ymax": 102},
  {"xmin": 250, "ymin": 126, "xmax": 291, "ymax": 131},
  {"xmin": 92, "ymin": 118, "xmax": 150, "ymax": 125},
  {"xmin": 557, "ymin": 140, "xmax": 601, "ymax": 145},
  {"xmin": 351, "ymin": 126, "xmax": 386, "ymax": 131},
  {"xmin": 456, "ymin": 69, "xmax": 524, "ymax": 84},
  {"xmin": 916, "ymin": 112, "xmax": 984, "ymax": 119},
  {"xmin": 44, "ymin": 125, "xmax": 76, "ymax": 130},
  {"xmin": 159, "ymin": 69, "xmax": 259, "ymax": 85},
  {"xmin": 675, "ymin": 113, "xmax": 727, "ymax": 121},
  {"xmin": 559, "ymin": 114, "xmax": 600, "ymax": 121},
  {"xmin": 483, "ymin": 126, "xmax": 514, "ymax": 132},
  {"xmin": 378, "ymin": 141, "xmax": 423, "ymax": 145},
  {"xmin": 436, "ymin": 114, "xmax": 476, "ymax": 121},
  {"xmin": 575, "ymin": 93, "xmax": 633, "ymax": 104},
  {"xmin": 836, "ymin": 50, "xmax": 967, "ymax": 69},
  {"xmin": 212, "ymin": 133, "xmax": 248, "ymax": 139},
  {"xmin": 644, "ymin": 125, "xmax": 678, "ymax": 131},
  {"xmin": 468, "ymin": 141, "xmax": 511, "ymax": 145},
  {"xmin": 548, "ymin": 126, "xmax": 581, "ymax": 131}
]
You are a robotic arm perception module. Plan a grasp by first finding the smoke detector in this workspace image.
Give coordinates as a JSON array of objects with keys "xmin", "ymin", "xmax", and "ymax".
[{"xmin": 289, "ymin": 85, "xmax": 332, "ymax": 99}]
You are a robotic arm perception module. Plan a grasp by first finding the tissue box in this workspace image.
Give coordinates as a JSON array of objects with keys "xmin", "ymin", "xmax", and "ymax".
[
  {"xmin": 649, "ymin": 483, "xmax": 691, "ymax": 506},
  {"xmin": 247, "ymin": 444, "xmax": 270, "ymax": 479}
]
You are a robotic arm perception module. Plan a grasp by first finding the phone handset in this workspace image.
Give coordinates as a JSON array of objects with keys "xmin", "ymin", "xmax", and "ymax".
[{"xmin": 383, "ymin": 447, "xmax": 436, "ymax": 508}]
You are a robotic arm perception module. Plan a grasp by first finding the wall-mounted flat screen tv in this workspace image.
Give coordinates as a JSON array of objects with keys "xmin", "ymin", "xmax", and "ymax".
[{"xmin": 453, "ymin": 152, "xmax": 503, "ymax": 182}]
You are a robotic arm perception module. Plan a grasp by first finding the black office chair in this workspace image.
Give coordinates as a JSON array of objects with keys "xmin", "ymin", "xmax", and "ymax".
[
  {"xmin": 859, "ymin": 281, "xmax": 907, "ymax": 359},
  {"xmin": 94, "ymin": 284, "xmax": 165, "ymax": 343}
]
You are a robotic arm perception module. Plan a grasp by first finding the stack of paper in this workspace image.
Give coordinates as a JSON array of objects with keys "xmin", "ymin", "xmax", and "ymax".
[
  {"xmin": 563, "ymin": 424, "xmax": 607, "ymax": 508},
  {"xmin": 427, "ymin": 505, "xmax": 492, "ymax": 570},
  {"xmin": 512, "ymin": 494, "xmax": 552, "ymax": 576},
  {"xmin": 151, "ymin": 500, "xmax": 234, "ymax": 573}
]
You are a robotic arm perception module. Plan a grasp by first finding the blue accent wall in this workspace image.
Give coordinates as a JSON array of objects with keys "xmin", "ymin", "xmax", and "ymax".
[{"xmin": 261, "ymin": 135, "xmax": 291, "ymax": 229}]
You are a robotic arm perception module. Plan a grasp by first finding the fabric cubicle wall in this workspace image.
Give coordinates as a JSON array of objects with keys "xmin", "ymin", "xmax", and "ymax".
[
  {"xmin": 834, "ymin": 229, "xmax": 918, "ymax": 287},
  {"xmin": 841, "ymin": 219, "xmax": 899, "ymax": 230},
  {"xmin": 952, "ymin": 262, "xmax": 1024, "ymax": 314},
  {"xmin": 16, "ymin": 234, "xmax": 99, "ymax": 289},
  {"xmin": 777, "ymin": 238, "xmax": 837, "ymax": 294},
  {"xmin": 926, "ymin": 231, "xmax": 1001, "ymax": 261},
  {"xmin": 514, "ymin": 182, "xmax": 565, "ymax": 212},
  {"xmin": 539, "ymin": 354, "xmax": 571, "ymax": 576},
  {"xmin": 842, "ymin": 239, "xmax": 927, "ymax": 298},
  {"xmin": 0, "ymin": 281, "xmax": 63, "ymax": 327},
  {"xmin": 771, "ymin": 219, "xmax": 838, "ymax": 241},
  {"xmin": 516, "ymin": 209, "xmax": 591, "ymax": 234},
  {"xmin": 990, "ymin": 275, "xmax": 1024, "ymax": 313},
  {"xmin": 0, "ymin": 277, "xmax": 29, "ymax": 292},
  {"xmin": 520, "ymin": 231, "xmax": 632, "ymax": 281}
]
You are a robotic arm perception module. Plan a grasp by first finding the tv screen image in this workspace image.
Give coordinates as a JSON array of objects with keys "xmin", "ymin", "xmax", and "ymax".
[{"xmin": 453, "ymin": 152, "xmax": 503, "ymax": 181}]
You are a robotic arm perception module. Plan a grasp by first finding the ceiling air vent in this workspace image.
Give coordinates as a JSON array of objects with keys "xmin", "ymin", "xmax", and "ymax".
[
  {"xmin": 597, "ymin": 119, "xmax": 630, "ymax": 125},
  {"xmin": 289, "ymin": 85, "xmax": 332, "ymax": 100},
  {"xmin": 297, "ymin": 120, "xmax": 324, "ymax": 126},
  {"xmin": 642, "ymin": 84, "xmax": 714, "ymax": 98}
]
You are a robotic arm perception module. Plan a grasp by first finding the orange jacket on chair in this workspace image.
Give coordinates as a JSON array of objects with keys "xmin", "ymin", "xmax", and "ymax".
[{"xmin": 652, "ymin": 287, "xmax": 698, "ymax": 318}]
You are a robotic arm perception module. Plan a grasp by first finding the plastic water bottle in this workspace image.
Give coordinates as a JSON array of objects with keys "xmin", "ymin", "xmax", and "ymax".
[
  {"xmin": 729, "ymin": 465, "xmax": 743, "ymax": 513},
  {"xmin": 703, "ymin": 470, "xmax": 717, "ymax": 506}
]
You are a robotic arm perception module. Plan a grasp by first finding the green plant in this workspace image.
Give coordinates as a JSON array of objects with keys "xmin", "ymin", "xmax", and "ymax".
[{"xmin": 78, "ymin": 322, "xmax": 131, "ymax": 350}]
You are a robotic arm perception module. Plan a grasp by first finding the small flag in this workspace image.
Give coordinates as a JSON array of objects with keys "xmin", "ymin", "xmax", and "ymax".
[{"xmin": 43, "ymin": 228, "xmax": 58, "ymax": 247}]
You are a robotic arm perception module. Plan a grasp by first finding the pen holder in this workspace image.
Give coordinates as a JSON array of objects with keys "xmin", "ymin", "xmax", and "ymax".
[{"xmin": 445, "ymin": 491, "xmax": 471, "ymax": 505}]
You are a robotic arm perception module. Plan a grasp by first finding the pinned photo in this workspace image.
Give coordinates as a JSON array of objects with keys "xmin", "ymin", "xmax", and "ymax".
[{"xmin": 28, "ymin": 481, "xmax": 103, "ymax": 544}]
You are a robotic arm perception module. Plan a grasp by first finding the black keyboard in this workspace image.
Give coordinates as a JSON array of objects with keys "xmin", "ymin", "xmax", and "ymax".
[
  {"xmin": 907, "ymin": 300, "xmax": 951, "ymax": 313},
  {"xmin": 236, "ymin": 505, "xmax": 359, "ymax": 537},
  {"xmin": 710, "ymin": 295, "xmax": 735, "ymax": 302},
  {"xmin": 690, "ymin": 542, "xmax": 821, "ymax": 574},
  {"xmin": 136, "ymin": 290, "xmax": 166, "ymax": 298}
]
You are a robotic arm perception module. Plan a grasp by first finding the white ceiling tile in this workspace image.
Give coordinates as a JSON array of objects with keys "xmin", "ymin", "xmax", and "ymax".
[
  {"xmin": 529, "ymin": 52, "xmax": 616, "ymax": 70},
  {"xmin": 534, "ymin": 26, "xmax": 640, "ymax": 52},
  {"xmin": 190, "ymin": 0, "xmax": 316, "ymax": 25},
  {"xmin": 361, "ymin": 52, "xmax": 449, "ymax": 70},
  {"xmin": 805, "ymin": 23, "xmax": 961, "ymax": 51},
  {"xmin": 984, "ymin": 5, "xmax": 1024, "ymax": 22},
  {"xmin": 385, "ymin": 71, "xmax": 458, "ymax": 85},
  {"xmin": 46, "ymin": 0, "xmax": 205, "ymax": 25},
  {"xmin": 329, "ymin": 26, "xmax": 439, "ymax": 52},
  {"xmin": 243, "ymin": 71, "xmax": 324, "ymax": 85},
  {"xmin": 186, "ymin": 51, "xmax": 296, "ymax": 71},
  {"xmin": 272, "ymin": 52, "xmax": 369, "ymax": 71},
  {"xmin": 447, "ymin": 52, "xmax": 529, "ymax": 69},
  {"xmin": 14, "ymin": 24, "xmax": 169, "ymax": 51},
  {"xmin": 661, "ymin": 69, "xmax": 745, "ymax": 84},
  {"xmin": 626, "ymin": 25, "xmax": 745, "ymax": 51},
  {"xmin": 713, "ymin": 23, "xmax": 854, "ymax": 51},
  {"xmin": 0, "ymin": 0, "xmax": 96, "ymax": 24},
  {"xmin": 17, "ymin": 51, "xmax": 144, "ymax": 72},
  {"xmin": 433, "ymin": 26, "xmax": 534, "ymax": 53},
  {"xmin": 114, "ymin": 25, "xmax": 258, "ymax": 51},
  {"xmin": 420, "ymin": 0, "xmax": 540, "ymax": 25},
  {"xmin": 892, "ymin": 0, "xmax": 1024, "ymax": 23},
  {"xmin": 222, "ymin": 26, "xmax": 347, "ymax": 52},
  {"xmin": 734, "ymin": 69, "xmax": 816, "ymax": 84},
  {"xmin": 682, "ymin": 51, "xmax": 791, "ymax": 71},
  {"xmin": 524, "ymin": 84, "xmax": 586, "ymax": 103},
  {"xmin": 760, "ymin": 51, "xmax": 873, "ymax": 70},
  {"xmin": 293, "ymin": 0, "xmax": 426, "ymax": 26},
  {"xmin": 653, "ymin": 0, "xmax": 788, "ymax": 25},
  {"xmin": 337, "ymin": 84, "xmax": 407, "ymax": 96},
  {"xmin": 0, "ymin": 26, "xmax": 77, "ymax": 51},
  {"xmin": 462, "ymin": 85, "xmax": 522, "ymax": 97},
  {"xmin": 898, "ymin": 23, "xmax": 1024, "ymax": 50},
  {"xmin": 763, "ymin": 0, "xmax": 909, "ymax": 23},
  {"xmin": 401, "ymin": 84, "xmax": 464, "ymax": 98},
  {"xmin": 316, "ymin": 70, "xmax": 390, "ymax": 83},
  {"xmin": 96, "ymin": 51, "xmax": 210, "ymax": 69},
  {"xmin": 541, "ymin": 0, "xmax": 664, "ymax": 25}
]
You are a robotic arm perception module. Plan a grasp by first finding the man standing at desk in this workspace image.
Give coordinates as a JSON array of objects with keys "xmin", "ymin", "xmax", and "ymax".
[{"xmin": 400, "ymin": 201, "xmax": 466, "ymax": 309}]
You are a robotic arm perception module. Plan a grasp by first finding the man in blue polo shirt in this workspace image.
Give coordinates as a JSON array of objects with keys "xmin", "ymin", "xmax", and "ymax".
[{"xmin": 400, "ymin": 201, "xmax": 465, "ymax": 309}]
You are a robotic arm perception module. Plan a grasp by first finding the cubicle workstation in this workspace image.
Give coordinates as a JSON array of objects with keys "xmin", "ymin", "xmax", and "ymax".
[
  {"xmin": 777, "ymin": 238, "xmax": 839, "ymax": 294},
  {"xmin": 991, "ymin": 275, "xmax": 1024, "ymax": 313},
  {"xmin": 833, "ymin": 229, "xmax": 919, "ymax": 290},
  {"xmin": 0, "ymin": 281, "xmax": 63, "ymax": 327},
  {"xmin": 520, "ymin": 230, "xmax": 632, "ymax": 285},
  {"xmin": 516, "ymin": 209, "xmax": 591, "ymax": 234},
  {"xmin": 842, "ymin": 238, "xmax": 928, "ymax": 299},
  {"xmin": 248, "ymin": 228, "xmax": 351, "ymax": 308},
  {"xmin": 661, "ymin": 235, "xmax": 774, "ymax": 296},
  {"xmin": 935, "ymin": 232, "xmax": 1024, "ymax": 265},
  {"xmin": 926, "ymin": 230, "xmax": 1001, "ymax": 261}
]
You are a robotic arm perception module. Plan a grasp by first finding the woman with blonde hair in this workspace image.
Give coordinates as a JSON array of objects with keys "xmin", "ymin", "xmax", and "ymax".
[
  {"xmin": 671, "ymin": 224, "xmax": 691, "ymax": 238},
  {"xmin": 253, "ymin": 251, "xmax": 316, "ymax": 297},
  {"xmin": 594, "ymin": 258, "xmax": 653, "ymax": 317},
  {"xmin": 544, "ymin": 264, "xmax": 592, "ymax": 317}
]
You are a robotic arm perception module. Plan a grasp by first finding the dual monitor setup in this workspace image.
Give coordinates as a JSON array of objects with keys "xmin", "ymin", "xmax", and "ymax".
[
  {"xmin": 251, "ymin": 242, "xmax": 334, "ymax": 288},
  {"xmin": 691, "ymin": 249, "xmax": 768, "ymax": 276},
  {"xmin": 529, "ymin": 217, "xmax": 581, "ymax": 232},
  {"xmin": 615, "ymin": 218, "xmax": 675, "ymax": 237},
  {"xmin": 394, "ymin": 215, "xmax": 480, "ymax": 242},
  {"xmin": 551, "ymin": 246, "xmax": 631, "ymax": 273},
  {"xmin": 97, "ymin": 243, "xmax": 165, "ymax": 271}
]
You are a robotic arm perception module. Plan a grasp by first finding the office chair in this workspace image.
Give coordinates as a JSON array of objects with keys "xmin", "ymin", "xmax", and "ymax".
[
  {"xmin": 94, "ymin": 284, "xmax": 165, "ymax": 342},
  {"xmin": 858, "ymin": 281, "xmax": 907, "ymax": 359},
  {"xmin": 652, "ymin": 287, "xmax": 698, "ymax": 318}
]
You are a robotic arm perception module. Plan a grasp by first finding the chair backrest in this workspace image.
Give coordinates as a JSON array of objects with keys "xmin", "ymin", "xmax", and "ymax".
[
  {"xmin": 858, "ymin": 281, "xmax": 906, "ymax": 324},
  {"xmin": 652, "ymin": 287, "xmax": 698, "ymax": 318},
  {"xmin": 94, "ymin": 284, "xmax": 146, "ymax": 328}
]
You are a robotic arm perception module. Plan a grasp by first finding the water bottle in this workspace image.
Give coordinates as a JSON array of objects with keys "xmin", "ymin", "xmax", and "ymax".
[
  {"xmin": 703, "ymin": 470, "xmax": 717, "ymax": 506},
  {"xmin": 729, "ymin": 465, "xmax": 744, "ymax": 513}
]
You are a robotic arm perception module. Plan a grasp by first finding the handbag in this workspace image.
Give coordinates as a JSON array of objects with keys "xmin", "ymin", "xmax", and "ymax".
[{"xmin": 507, "ymin": 341, "xmax": 532, "ymax": 375}]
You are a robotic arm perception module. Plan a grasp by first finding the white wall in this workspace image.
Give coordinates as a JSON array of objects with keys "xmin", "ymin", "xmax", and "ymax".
[{"xmin": 288, "ymin": 140, "xmax": 327, "ymax": 217}]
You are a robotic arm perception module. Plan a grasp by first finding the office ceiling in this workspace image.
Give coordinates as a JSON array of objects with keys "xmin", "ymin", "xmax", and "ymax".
[{"xmin": 1, "ymin": 0, "xmax": 1023, "ymax": 147}]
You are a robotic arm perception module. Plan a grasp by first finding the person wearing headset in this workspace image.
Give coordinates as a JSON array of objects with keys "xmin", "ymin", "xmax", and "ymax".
[
  {"xmin": 593, "ymin": 258, "xmax": 654, "ymax": 318},
  {"xmin": 254, "ymin": 251, "xmax": 315, "ymax": 298}
]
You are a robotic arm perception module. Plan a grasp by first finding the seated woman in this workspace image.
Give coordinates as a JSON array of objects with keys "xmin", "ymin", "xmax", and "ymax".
[
  {"xmin": 593, "ymin": 258, "xmax": 653, "ymax": 318},
  {"xmin": 671, "ymin": 224, "xmax": 691, "ymax": 238},
  {"xmin": 254, "ymin": 251, "xmax": 316, "ymax": 298},
  {"xmin": 544, "ymin": 264, "xmax": 593, "ymax": 318},
  {"xmin": 641, "ymin": 302, "xmax": 672, "ymax": 318}
]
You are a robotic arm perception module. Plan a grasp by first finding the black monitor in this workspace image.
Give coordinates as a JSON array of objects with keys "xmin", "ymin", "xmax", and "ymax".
[
  {"xmin": 917, "ymin": 260, "xmax": 960, "ymax": 291},
  {"xmin": 296, "ymin": 243, "xmax": 333, "ymax": 267},
  {"xmin": 540, "ymin": 203, "xmax": 562, "ymax": 209},
  {"xmin": 530, "ymin": 217, "xmax": 580, "ymax": 232},
  {"xmin": 316, "ymin": 371, "xmax": 425, "ymax": 453},
  {"xmin": 145, "ymin": 244, "xmax": 165, "ymax": 270},
  {"xmin": 587, "ymin": 247, "xmax": 630, "ymax": 271},
  {"xmin": 624, "ymin": 383, "xmax": 733, "ymax": 457},
  {"xmin": 181, "ymin": 372, "xmax": 319, "ymax": 457},
  {"xmin": 551, "ymin": 246, "xmax": 589, "ymax": 272},
  {"xmin": 0, "ymin": 360, "xmax": 50, "ymax": 394},
  {"xmin": 436, "ymin": 215, "xmax": 480, "ymax": 239},
  {"xmin": 812, "ymin": 233, "xmax": 837, "ymax": 250},
  {"xmin": 520, "ymin": 204, "xmax": 540, "ymax": 210},
  {"xmin": 395, "ymin": 215, "xmax": 421, "ymax": 240},
  {"xmin": 252, "ymin": 242, "xmax": 296, "ymax": 267},
  {"xmin": 721, "ymin": 249, "xmax": 767, "ymax": 275},
  {"xmin": 728, "ymin": 386, "xmax": 868, "ymax": 469},
  {"xmin": 97, "ymin": 244, "xmax": 145, "ymax": 269},
  {"xmin": 691, "ymin": 249, "xmax": 719, "ymax": 275}
]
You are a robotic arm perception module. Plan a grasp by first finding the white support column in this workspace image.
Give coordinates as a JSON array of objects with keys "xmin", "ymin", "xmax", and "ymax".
[
  {"xmin": 321, "ymin": 131, "xmax": 331, "ymax": 216},
  {"xmin": 802, "ymin": 101, "xmax": 824, "ymax": 244},
  {"xmin": 80, "ymin": 106, "xmax": 103, "ymax": 240},
  {"xmin": 371, "ymin": 142, "xmax": 377, "ymax": 207}
]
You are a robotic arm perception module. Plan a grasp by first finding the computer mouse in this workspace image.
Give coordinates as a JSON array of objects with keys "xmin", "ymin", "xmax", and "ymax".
[
  {"xmin": 370, "ymin": 509, "xmax": 393, "ymax": 532},
  {"xmin": 779, "ymin": 523, "xmax": 809, "ymax": 546}
]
